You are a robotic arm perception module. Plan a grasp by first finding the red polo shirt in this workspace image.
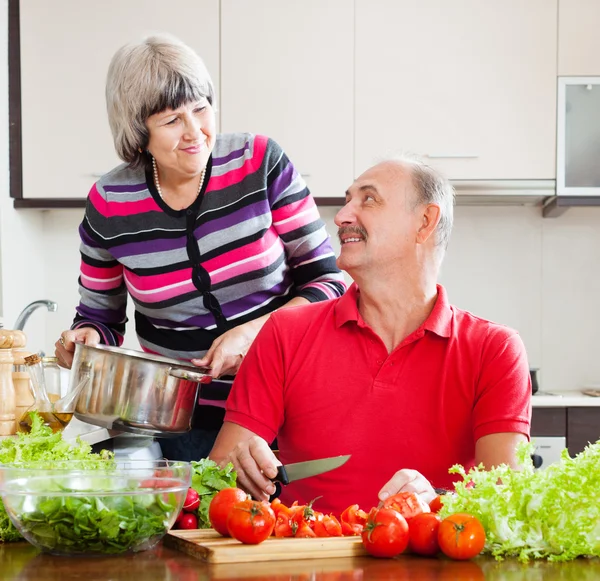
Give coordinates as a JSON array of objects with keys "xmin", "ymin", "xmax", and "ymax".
[{"xmin": 225, "ymin": 284, "xmax": 531, "ymax": 515}]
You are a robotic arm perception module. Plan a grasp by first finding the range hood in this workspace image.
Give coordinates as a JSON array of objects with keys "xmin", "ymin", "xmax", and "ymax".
[{"xmin": 453, "ymin": 180, "xmax": 556, "ymax": 206}]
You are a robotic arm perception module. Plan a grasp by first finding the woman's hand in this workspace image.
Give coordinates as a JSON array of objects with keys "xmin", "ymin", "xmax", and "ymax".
[
  {"xmin": 55, "ymin": 328, "xmax": 101, "ymax": 369},
  {"xmin": 378, "ymin": 469, "xmax": 438, "ymax": 505},
  {"xmin": 192, "ymin": 318, "xmax": 263, "ymax": 378}
]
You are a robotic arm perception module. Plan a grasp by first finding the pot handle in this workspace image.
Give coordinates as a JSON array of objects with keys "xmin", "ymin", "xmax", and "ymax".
[{"xmin": 168, "ymin": 368, "xmax": 212, "ymax": 384}]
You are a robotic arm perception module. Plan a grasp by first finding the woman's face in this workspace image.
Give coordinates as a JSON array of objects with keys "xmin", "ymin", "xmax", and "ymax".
[{"xmin": 146, "ymin": 98, "xmax": 216, "ymax": 179}]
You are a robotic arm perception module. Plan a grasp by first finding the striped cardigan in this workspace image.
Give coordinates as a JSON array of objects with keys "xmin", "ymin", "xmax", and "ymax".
[{"xmin": 73, "ymin": 133, "xmax": 346, "ymax": 406}]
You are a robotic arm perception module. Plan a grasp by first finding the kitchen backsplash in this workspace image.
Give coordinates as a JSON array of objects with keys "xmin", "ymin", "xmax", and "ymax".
[{"xmin": 7, "ymin": 204, "xmax": 600, "ymax": 394}]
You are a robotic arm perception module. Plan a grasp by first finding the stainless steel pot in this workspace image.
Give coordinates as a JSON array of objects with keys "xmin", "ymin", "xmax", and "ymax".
[{"xmin": 70, "ymin": 342, "xmax": 212, "ymax": 437}]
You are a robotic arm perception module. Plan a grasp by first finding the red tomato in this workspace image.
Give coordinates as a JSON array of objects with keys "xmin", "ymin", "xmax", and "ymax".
[
  {"xmin": 179, "ymin": 513, "xmax": 198, "ymax": 530},
  {"xmin": 429, "ymin": 494, "xmax": 445, "ymax": 513},
  {"xmin": 340, "ymin": 504, "xmax": 368, "ymax": 526},
  {"xmin": 295, "ymin": 521, "xmax": 317, "ymax": 538},
  {"xmin": 270, "ymin": 498, "xmax": 291, "ymax": 519},
  {"xmin": 182, "ymin": 488, "xmax": 200, "ymax": 513},
  {"xmin": 361, "ymin": 507, "xmax": 409, "ymax": 559},
  {"xmin": 208, "ymin": 487, "xmax": 248, "ymax": 537},
  {"xmin": 274, "ymin": 513, "xmax": 294, "ymax": 538},
  {"xmin": 173, "ymin": 509, "xmax": 185, "ymax": 528},
  {"xmin": 408, "ymin": 512, "xmax": 442, "ymax": 556},
  {"xmin": 313, "ymin": 514, "xmax": 343, "ymax": 538},
  {"xmin": 438, "ymin": 513, "xmax": 486, "ymax": 560},
  {"xmin": 382, "ymin": 492, "xmax": 430, "ymax": 521},
  {"xmin": 227, "ymin": 499, "xmax": 276, "ymax": 545}
]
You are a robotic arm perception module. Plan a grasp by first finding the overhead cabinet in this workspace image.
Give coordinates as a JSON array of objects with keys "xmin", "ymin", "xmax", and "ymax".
[
  {"xmin": 220, "ymin": 0, "xmax": 354, "ymax": 200},
  {"xmin": 18, "ymin": 0, "xmax": 220, "ymax": 200},
  {"xmin": 558, "ymin": 0, "xmax": 600, "ymax": 76},
  {"xmin": 355, "ymin": 0, "xmax": 558, "ymax": 181}
]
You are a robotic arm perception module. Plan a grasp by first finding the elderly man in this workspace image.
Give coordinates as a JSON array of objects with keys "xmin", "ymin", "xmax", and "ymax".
[{"xmin": 209, "ymin": 157, "xmax": 531, "ymax": 515}]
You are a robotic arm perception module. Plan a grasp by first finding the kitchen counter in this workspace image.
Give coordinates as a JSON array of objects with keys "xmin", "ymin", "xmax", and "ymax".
[
  {"xmin": 1, "ymin": 542, "xmax": 598, "ymax": 581},
  {"xmin": 531, "ymin": 391, "xmax": 600, "ymax": 407}
]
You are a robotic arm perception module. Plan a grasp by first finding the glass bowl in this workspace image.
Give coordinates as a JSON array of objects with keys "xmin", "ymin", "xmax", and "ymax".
[{"xmin": 0, "ymin": 460, "xmax": 191, "ymax": 556}]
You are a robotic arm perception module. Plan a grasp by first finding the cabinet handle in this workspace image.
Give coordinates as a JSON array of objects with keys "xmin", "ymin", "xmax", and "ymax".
[{"xmin": 424, "ymin": 154, "xmax": 479, "ymax": 159}]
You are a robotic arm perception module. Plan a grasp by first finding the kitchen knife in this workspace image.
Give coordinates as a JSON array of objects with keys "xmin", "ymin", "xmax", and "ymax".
[{"xmin": 272, "ymin": 454, "xmax": 351, "ymax": 485}]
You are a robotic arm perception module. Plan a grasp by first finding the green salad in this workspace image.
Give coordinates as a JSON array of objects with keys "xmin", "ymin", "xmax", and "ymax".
[
  {"xmin": 0, "ymin": 412, "xmax": 113, "ymax": 543},
  {"xmin": 440, "ymin": 439, "xmax": 600, "ymax": 562}
]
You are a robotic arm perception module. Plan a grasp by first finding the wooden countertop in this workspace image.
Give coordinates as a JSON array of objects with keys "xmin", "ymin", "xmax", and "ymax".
[{"xmin": 1, "ymin": 541, "xmax": 598, "ymax": 581}]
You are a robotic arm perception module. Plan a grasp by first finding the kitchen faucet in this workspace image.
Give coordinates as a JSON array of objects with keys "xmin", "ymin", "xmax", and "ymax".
[{"xmin": 13, "ymin": 300, "xmax": 58, "ymax": 331}]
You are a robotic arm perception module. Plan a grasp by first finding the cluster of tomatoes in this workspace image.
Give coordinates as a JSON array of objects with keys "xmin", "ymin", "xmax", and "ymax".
[{"xmin": 173, "ymin": 487, "xmax": 486, "ymax": 561}]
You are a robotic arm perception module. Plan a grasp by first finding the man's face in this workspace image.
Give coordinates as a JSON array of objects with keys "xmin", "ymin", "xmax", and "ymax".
[{"xmin": 334, "ymin": 162, "xmax": 423, "ymax": 275}]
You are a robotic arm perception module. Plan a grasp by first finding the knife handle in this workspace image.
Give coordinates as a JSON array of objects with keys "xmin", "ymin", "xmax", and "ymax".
[{"xmin": 272, "ymin": 465, "xmax": 290, "ymax": 486}]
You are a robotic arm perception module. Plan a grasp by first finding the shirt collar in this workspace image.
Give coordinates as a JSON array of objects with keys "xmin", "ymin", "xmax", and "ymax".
[{"xmin": 334, "ymin": 283, "xmax": 452, "ymax": 338}]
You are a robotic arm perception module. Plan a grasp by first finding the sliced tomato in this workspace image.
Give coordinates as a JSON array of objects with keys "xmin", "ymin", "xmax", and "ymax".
[
  {"xmin": 341, "ymin": 521, "xmax": 364, "ymax": 536},
  {"xmin": 322, "ymin": 514, "xmax": 343, "ymax": 537},
  {"xmin": 429, "ymin": 494, "xmax": 444, "ymax": 513},
  {"xmin": 270, "ymin": 498, "xmax": 291, "ymax": 519},
  {"xmin": 295, "ymin": 520, "xmax": 317, "ymax": 538},
  {"xmin": 382, "ymin": 492, "xmax": 430, "ymax": 521},
  {"xmin": 340, "ymin": 504, "xmax": 368, "ymax": 526},
  {"xmin": 273, "ymin": 513, "xmax": 294, "ymax": 538}
]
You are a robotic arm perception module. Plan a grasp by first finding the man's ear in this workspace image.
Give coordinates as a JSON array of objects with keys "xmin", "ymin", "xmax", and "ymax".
[{"xmin": 416, "ymin": 204, "xmax": 441, "ymax": 244}]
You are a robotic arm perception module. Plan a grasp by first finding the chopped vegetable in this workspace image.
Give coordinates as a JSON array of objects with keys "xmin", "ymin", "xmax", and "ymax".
[
  {"xmin": 0, "ymin": 412, "xmax": 113, "ymax": 542},
  {"xmin": 440, "ymin": 440, "xmax": 600, "ymax": 562},
  {"xmin": 189, "ymin": 458, "xmax": 237, "ymax": 528}
]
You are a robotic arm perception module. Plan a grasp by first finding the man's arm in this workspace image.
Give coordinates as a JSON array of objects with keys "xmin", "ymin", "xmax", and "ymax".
[
  {"xmin": 209, "ymin": 421, "xmax": 281, "ymax": 501},
  {"xmin": 474, "ymin": 432, "xmax": 528, "ymax": 469}
]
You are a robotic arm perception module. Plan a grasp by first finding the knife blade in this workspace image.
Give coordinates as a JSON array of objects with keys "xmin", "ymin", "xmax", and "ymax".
[{"xmin": 272, "ymin": 454, "xmax": 351, "ymax": 485}]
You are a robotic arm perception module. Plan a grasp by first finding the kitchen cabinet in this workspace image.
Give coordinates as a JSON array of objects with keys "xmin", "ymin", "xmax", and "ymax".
[
  {"xmin": 220, "ymin": 0, "xmax": 353, "ymax": 200},
  {"xmin": 531, "ymin": 406, "xmax": 599, "ymax": 457},
  {"xmin": 558, "ymin": 0, "xmax": 600, "ymax": 75},
  {"xmin": 355, "ymin": 0, "xmax": 557, "ymax": 181},
  {"xmin": 18, "ymin": 0, "xmax": 219, "ymax": 200}
]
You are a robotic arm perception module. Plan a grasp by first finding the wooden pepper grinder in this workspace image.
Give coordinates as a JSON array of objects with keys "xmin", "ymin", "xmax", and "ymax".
[{"xmin": 0, "ymin": 329, "xmax": 26, "ymax": 436}]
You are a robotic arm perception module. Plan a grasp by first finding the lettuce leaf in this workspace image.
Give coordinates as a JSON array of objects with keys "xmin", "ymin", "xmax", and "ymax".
[
  {"xmin": 190, "ymin": 458, "xmax": 237, "ymax": 528},
  {"xmin": 440, "ymin": 439, "xmax": 600, "ymax": 561}
]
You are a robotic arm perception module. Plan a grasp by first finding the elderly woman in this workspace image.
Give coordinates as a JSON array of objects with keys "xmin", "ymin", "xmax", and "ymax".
[{"xmin": 55, "ymin": 34, "xmax": 346, "ymax": 460}]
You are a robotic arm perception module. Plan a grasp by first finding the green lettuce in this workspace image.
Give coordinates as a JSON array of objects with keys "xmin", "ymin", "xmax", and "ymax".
[
  {"xmin": 0, "ymin": 412, "xmax": 113, "ymax": 542},
  {"xmin": 440, "ymin": 439, "xmax": 600, "ymax": 562},
  {"xmin": 190, "ymin": 458, "xmax": 237, "ymax": 528}
]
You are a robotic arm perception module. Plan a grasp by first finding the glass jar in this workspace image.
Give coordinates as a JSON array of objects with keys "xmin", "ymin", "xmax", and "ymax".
[{"xmin": 42, "ymin": 356, "xmax": 61, "ymax": 404}]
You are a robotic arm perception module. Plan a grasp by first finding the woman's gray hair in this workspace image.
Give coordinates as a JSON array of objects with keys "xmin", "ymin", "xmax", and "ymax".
[{"xmin": 106, "ymin": 34, "xmax": 215, "ymax": 168}]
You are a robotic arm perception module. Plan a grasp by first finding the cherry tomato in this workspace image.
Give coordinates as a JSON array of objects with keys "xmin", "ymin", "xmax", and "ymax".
[
  {"xmin": 227, "ymin": 499, "xmax": 276, "ymax": 544},
  {"xmin": 361, "ymin": 507, "xmax": 409, "ymax": 558},
  {"xmin": 179, "ymin": 513, "xmax": 198, "ymax": 530},
  {"xmin": 382, "ymin": 491, "xmax": 430, "ymax": 521},
  {"xmin": 208, "ymin": 487, "xmax": 248, "ymax": 536},
  {"xmin": 182, "ymin": 488, "xmax": 200, "ymax": 513},
  {"xmin": 408, "ymin": 512, "xmax": 442, "ymax": 556},
  {"xmin": 429, "ymin": 494, "xmax": 445, "ymax": 513},
  {"xmin": 438, "ymin": 513, "xmax": 486, "ymax": 560}
]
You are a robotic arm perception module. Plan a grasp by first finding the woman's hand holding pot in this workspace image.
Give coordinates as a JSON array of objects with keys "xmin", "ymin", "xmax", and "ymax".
[{"xmin": 55, "ymin": 328, "xmax": 101, "ymax": 369}]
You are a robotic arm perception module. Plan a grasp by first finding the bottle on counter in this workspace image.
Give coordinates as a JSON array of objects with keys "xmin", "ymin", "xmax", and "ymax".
[
  {"xmin": 19, "ymin": 353, "xmax": 64, "ymax": 433},
  {"xmin": 42, "ymin": 356, "xmax": 62, "ymax": 403}
]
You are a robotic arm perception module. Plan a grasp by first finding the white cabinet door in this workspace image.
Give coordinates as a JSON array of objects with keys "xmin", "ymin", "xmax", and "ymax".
[
  {"xmin": 20, "ymin": 0, "xmax": 219, "ymax": 199},
  {"xmin": 559, "ymin": 0, "xmax": 600, "ymax": 76},
  {"xmin": 220, "ymin": 0, "xmax": 353, "ymax": 199},
  {"xmin": 355, "ymin": 0, "xmax": 557, "ymax": 181}
]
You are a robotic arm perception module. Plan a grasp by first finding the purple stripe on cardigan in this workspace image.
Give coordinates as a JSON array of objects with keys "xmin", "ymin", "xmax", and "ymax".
[
  {"xmin": 197, "ymin": 200, "xmax": 270, "ymax": 236},
  {"xmin": 110, "ymin": 235, "xmax": 187, "ymax": 259},
  {"xmin": 286, "ymin": 240, "xmax": 331, "ymax": 268},
  {"xmin": 267, "ymin": 160, "xmax": 295, "ymax": 206},
  {"xmin": 212, "ymin": 142, "xmax": 250, "ymax": 167},
  {"xmin": 103, "ymin": 183, "xmax": 148, "ymax": 194},
  {"xmin": 79, "ymin": 224, "xmax": 104, "ymax": 248},
  {"xmin": 76, "ymin": 304, "xmax": 125, "ymax": 324}
]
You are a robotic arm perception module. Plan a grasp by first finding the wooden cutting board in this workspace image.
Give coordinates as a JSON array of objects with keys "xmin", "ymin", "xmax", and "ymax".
[{"xmin": 164, "ymin": 528, "xmax": 367, "ymax": 564}]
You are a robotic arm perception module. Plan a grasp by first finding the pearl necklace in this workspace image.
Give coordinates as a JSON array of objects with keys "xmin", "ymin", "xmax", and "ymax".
[{"xmin": 152, "ymin": 156, "xmax": 206, "ymax": 202}]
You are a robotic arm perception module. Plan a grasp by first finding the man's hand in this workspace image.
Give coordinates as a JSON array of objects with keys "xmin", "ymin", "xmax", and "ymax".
[
  {"xmin": 212, "ymin": 434, "xmax": 281, "ymax": 502},
  {"xmin": 378, "ymin": 469, "xmax": 437, "ymax": 505}
]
